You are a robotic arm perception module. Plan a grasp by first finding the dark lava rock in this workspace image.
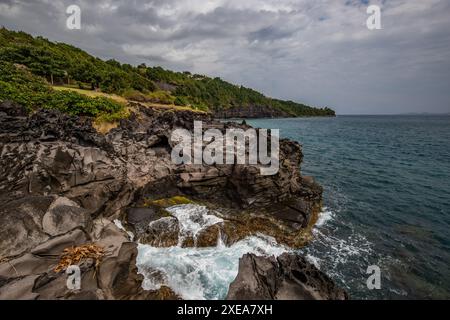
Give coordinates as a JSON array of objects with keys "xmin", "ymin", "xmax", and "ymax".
[
  {"xmin": 140, "ymin": 216, "xmax": 180, "ymax": 247},
  {"xmin": 126, "ymin": 206, "xmax": 169, "ymax": 236},
  {"xmin": 0, "ymin": 100, "xmax": 327, "ymax": 300},
  {"xmin": 227, "ymin": 253, "xmax": 348, "ymax": 300}
]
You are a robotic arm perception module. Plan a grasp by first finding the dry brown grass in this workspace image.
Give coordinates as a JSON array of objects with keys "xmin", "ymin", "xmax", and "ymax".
[
  {"xmin": 92, "ymin": 121, "xmax": 119, "ymax": 134},
  {"xmin": 54, "ymin": 244, "xmax": 104, "ymax": 273},
  {"xmin": 52, "ymin": 86, "xmax": 128, "ymax": 104}
]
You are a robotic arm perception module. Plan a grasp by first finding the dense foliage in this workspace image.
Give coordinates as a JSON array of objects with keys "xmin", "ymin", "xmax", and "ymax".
[
  {"xmin": 0, "ymin": 28, "xmax": 155, "ymax": 93},
  {"xmin": 0, "ymin": 27, "xmax": 335, "ymax": 117},
  {"xmin": 0, "ymin": 61, "xmax": 126, "ymax": 120}
]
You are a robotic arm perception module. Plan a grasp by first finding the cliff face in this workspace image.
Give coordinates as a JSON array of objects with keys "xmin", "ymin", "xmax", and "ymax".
[{"xmin": 0, "ymin": 100, "xmax": 342, "ymax": 300}]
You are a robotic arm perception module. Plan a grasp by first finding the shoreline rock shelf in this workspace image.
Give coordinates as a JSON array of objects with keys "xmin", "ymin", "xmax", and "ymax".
[
  {"xmin": 227, "ymin": 253, "xmax": 348, "ymax": 300},
  {"xmin": 0, "ymin": 100, "xmax": 346, "ymax": 300}
]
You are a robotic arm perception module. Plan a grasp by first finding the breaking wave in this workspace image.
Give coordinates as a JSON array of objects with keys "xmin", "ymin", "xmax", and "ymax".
[{"xmin": 136, "ymin": 204, "xmax": 287, "ymax": 300}]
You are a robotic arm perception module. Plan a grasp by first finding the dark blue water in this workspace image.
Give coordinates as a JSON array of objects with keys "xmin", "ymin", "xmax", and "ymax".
[{"xmin": 247, "ymin": 116, "xmax": 450, "ymax": 299}]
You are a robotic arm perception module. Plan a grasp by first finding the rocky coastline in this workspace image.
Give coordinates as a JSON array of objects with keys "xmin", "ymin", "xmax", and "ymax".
[{"xmin": 0, "ymin": 100, "xmax": 346, "ymax": 300}]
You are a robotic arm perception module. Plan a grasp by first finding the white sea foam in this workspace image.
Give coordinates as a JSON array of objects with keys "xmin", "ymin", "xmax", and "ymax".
[
  {"xmin": 114, "ymin": 219, "xmax": 135, "ymax": 241},
  {"xmin": 315, "ymin": 208, "xmax": 334, "ymax": 228},
  {"xmin": 137, "ymin": 235, "xmax": 286, "ymax": 300},
  {"xmin": 301, "ymin": 208, "xmax": 374, "ymax": 291},
  {"xmin": 309, "ymin": 209, "xmax": 372, "ymax": 265},
  {"xmin": 305, "ymin": 254, "xmax": 322, "ymax": 268},
  {"xmin": 166, "ymin": 204, "xmax": 223, "ymax": 244},
  {"xmin": 136, "ymin": 204, "xmax": 287, "ymax": 300}
]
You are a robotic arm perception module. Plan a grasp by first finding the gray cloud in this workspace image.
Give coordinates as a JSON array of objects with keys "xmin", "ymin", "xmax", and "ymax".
[{"xmin": 1, "ymin": 0, "xmax": 449, "ymax": 114}]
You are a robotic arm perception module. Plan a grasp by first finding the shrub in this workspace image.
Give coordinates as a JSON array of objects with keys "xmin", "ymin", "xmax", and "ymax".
[
  {"xmin": 174, "ymin": 96, "xmax": 189, "ymax": 106},
  {"xmin": 122, "ymin": 89, "xmax": 147, "ymax": 102},
  {"xmin": 44, "ymin": 91, "xmax": 123, "ymax": 117},
  {"xmin": 146, "ymin": 90, "xmax": 176, "ymax": 105},
  {"xmin": 0, "ymin": 61, "xmax": 128, "ymax": 121}
]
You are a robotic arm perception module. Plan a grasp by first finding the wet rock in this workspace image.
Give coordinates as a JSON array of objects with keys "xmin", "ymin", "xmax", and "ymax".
[
  {"xmin": 146, "ymin": 285, "xmax": 181, "ymax": 300},
  {"xmin": 219, "ymin": 214, "xmax": 312, "ymax": 248},
  {"xmin": 125, "ymin": 206, "xmax": 169, "ymax": 237},
  {"xmin": 180, "ymin": 236, "xmax": 195, "ymax": 247},
  {"xmin": 196, "ymin": 224, "xmax": 221, "ymax": 247},
  {"xmin": 227, "ymin": 253, "xmax": 348, "ymax": 300},
  {"xmin": 140, "ymin": 217, "xmax": 180, "ymax": 247},
  {"xmin": 96, "ymin": 242, "xmax": 145, "ymax": 299}
]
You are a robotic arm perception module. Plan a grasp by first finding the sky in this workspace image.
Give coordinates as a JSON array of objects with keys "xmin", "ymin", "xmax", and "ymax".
[{"xmin": 0, "ymin": 0, "xmax": 449, "ymax": 114}]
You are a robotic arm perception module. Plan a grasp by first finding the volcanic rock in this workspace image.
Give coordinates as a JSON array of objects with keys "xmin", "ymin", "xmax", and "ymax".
[{"xmin": 227, "ymin": 253, "xmax": 348, "ymax": 300}]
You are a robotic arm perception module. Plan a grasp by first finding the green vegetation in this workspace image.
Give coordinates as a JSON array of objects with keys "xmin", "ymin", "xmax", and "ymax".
[
  {"xmin": 0, "ymin": 61, "xmax": 127, "ymax": 121},
  {"xmin": 53, "ymin": 86, "xmax": 128, "ymax": 104},
  {"xmin": 122, "ymin": 89, "xmax": 176, "ymax": 105},
  {"xmin": 0, "ymin": 28, "xmax": 154, "ymax": 94},
  {"xmin": 0, "ymin": 27, "xmax": 335, "ymax": 117},
  {"xmin": 148, "ymin": 196, "xmax": 194, "ymax": 208}
]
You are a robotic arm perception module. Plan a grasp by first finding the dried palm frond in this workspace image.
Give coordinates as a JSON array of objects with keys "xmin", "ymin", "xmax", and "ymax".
[{"xmin": 54, "ymin": 244, "xmax": 104, "ymax": 273}]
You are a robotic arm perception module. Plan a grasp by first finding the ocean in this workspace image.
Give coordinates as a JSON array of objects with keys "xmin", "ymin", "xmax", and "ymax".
[{"xmin": 246, "ymin": 115, "xmax": 450, "ymax": 299}]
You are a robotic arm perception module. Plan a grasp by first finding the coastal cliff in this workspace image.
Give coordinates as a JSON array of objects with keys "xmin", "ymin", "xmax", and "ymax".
[{"xmin": 0, "ymin": 100, "xmax": 345, "ymax": 300}]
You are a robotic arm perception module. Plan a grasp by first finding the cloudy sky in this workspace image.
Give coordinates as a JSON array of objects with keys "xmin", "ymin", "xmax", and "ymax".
[{"xmin": 1, "ymin": 0, "xmax": 449, "ymax": 114}]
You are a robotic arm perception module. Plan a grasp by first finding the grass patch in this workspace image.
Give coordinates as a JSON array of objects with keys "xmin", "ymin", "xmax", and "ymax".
[
  {"xmin": 53, "ymin": 86, "xmax": 128, "ymax": 104},
  {"xmin": 92, "ymin": 121, "xmax": 119, "ymax": 135},
  {"xmin": 146, "ymin": 196, "xmax": 194, "ymax": 208},
  {"xmin": 56, "ymin": 86, "xmax": 207, "ymax": 115}
]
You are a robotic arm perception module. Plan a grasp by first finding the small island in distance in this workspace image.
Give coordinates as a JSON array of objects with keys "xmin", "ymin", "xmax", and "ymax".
[{"xmin": 0, "ymin": 27, "xmax": 335, "ymax": 121}]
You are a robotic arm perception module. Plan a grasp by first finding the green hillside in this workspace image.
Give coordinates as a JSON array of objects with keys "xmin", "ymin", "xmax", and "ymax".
[
  {"xmin": 0, "ymin": 27, "xmax": 335, "ymax": 117},
  {"xmin": 0, "ymin": 60, "xmax": 127, "ymax": 122}
]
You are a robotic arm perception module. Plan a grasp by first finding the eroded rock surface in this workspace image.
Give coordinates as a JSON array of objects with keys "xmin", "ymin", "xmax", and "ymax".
[
  {"xmin": 227, "ymin": 253, "xmax": 348, "ymax": 300},
  {"xmin": 141, "ymin": 216, "xmax": 180, "ymax": 247},
  {"xmin": 0, "ymin": 100, "xmax": 328, "ymax": 300}
]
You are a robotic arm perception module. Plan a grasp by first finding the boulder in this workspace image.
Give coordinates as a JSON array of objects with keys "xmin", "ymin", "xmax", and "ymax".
[
  {"xmin": 126, "ymin": 206, "xmax": 168, "ymax": 236},
  {"xmin": 31, "ymin": 229, "xmax": 90, "ymax": 256},
  {"xmin": 42, "ymin": 197, "xmax": 92, "ymax": 236},
  {"xmin": 140, "ymin": 217, "xmax": 180, "ymax": 247},
  {"xmin": 0, "ymin": 275, "xmax": 40, "ymax": 300},
  {"xmin": 0, "ymin": 196, "xmax": 54, "ymax": 257},
  {"xmin": 196, "ymin": 224, "xmax": 221, "ymax": 247},
  {"xmin": 97, "ymin": 242, "xmax": 151, "ymax": 299},
  {"xmin": 227, "ymin": 253, "xmax": 348, "ymax": 300}
]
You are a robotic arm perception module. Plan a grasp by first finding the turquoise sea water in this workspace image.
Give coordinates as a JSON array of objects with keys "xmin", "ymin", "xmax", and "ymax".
[{"xmin": 247, "ymin": 116, "xmax": 450, "ymax": 299}]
